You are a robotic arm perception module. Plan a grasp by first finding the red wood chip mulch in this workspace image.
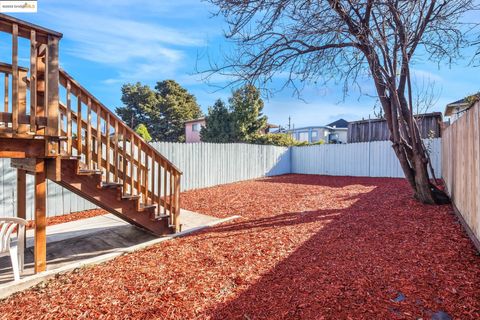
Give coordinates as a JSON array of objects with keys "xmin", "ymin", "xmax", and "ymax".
[{"xmin": 1, "ymin": 174, "xmax": 479, "ymax": 319}]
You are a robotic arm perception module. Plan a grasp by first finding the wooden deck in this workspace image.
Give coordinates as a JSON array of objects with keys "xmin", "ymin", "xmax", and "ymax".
[{"xmin": 0, "ymin": 14, "xmax": 182, "ymax": 276}]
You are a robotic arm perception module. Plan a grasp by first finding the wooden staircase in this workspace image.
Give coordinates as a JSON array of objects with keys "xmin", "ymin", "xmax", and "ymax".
[{"xmin": 0, "ymin": 13, "xmax": 182, "ymax": 269}]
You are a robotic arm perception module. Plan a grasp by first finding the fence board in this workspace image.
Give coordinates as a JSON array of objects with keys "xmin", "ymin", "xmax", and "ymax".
[
  {"xmin": 150, "ymin": 142, "xmax": 291, "ymax": 191},
  {"xmin": 442, "ymin": 102, "xmax": 480, "ymax": 246},
  {"xmin": 292, "ymin": 139, "xmax": 441, "ymax": 178},
  {"xmin": 0, "ymin": 159, "xmax": 97, "ymax": 219},
  {"xmin": 0, "ymin": 139, "xmax": 442, "ymax": 218}
]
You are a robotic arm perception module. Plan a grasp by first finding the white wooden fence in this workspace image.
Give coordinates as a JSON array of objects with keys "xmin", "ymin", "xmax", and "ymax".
[
  {"xmin": 0, "ymin": 139, "xmax": 442, "ymax": 218},
  {"xmin": 291, "ymin": 138, "xmax": 442, "ymax": 178},
  {"xmin": 0, "ymin": 159, "xmax": 97, "ymax": 220},
  {"xmin": 151, "ymin": 142, "xmax": 291, "ymax": 191}
]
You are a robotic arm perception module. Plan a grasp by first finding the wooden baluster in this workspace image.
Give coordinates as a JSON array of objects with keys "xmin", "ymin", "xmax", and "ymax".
[
  {"xmin": 157, "ymin": 158, "xmax": 162, "ymax": 216},
  {"xmin": 18, "ymin": 69, "xmax": 27, "ymax": 134},
  {"xmin": 169, "ymin": 168, "xmax": 174, "ymax": 218},
  {"xmin": 77, "ymin": 93, "xmax": 82, "ymax": 156},
  {"xmin": 122, "ymin": 126, "xmax": 127, "ymax": 193},
  {"xmin": 136, "ymin": 139, "xmax": 142, "ymax": 198},
  {"xmin": 143, "ymin": 149, "xmax": 149, "ymax": 204},
  {"xmin": 66, "ymin": 80, "xmax": 72, "ymax": 155},
  {"xmin": 86, "ymin": 97, "xmax": 92, "ymax": 169},
  {"xmin": 130, "ymin": 133, "xmax": 135, "ymax": 194},
  {"xmin": 150, "ymin": 149, "xmax": 155, "ymax": 205},
  {"xmin": 3, "ymin": 74, "xmax": 8, "ymax": 112},
  {"xmin": 12, "ymin": 23, "xmax": 19, "ymax": 133},
  {"xmin": 163, "ymin": 164, "xmax": 168, "ymax": 215},
  {"xmin": 96, "ymin": 106, "xmax": 102, "ymax": 170},
  {"xmin": 30, "ymin": 30, "xmax": 37, "ymax": 133},
  {"xmin": 114, "ymin": 120, "xmax": 119, "ymax": 182},
  {"xmin": 106, "ymin": 113, "xmax": 110, "ymax": 183},
  {"xmin": 174, "ymin": 171, "xmax": 181, "ymax": 232},
  {"xmin": 46, "ymin": 35, "xmax": 60, "ymax": 138}
]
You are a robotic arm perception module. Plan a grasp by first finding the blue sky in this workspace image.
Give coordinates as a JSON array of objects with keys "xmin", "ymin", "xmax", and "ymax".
[{"xmin": 6, "ymin": 0, "xmax": 480, "ymax": 129}]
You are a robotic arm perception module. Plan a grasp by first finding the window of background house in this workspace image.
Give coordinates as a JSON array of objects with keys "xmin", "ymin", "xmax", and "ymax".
[
  {"xmin": 298, "ymin": 131, "xmax": 309, "ymax": 142},
  {"xmin": 192, "ymin": 123, "xmax": 201, "ymax": 132},
  {"xmin": 311, "ymin": 130, "xmax": 319, "ymax": 142}
]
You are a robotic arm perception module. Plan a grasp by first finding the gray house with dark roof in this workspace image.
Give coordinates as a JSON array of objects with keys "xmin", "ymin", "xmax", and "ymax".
[{"xmin": 283, "ymin": 119, "xmax": 349, "ymax": 144}]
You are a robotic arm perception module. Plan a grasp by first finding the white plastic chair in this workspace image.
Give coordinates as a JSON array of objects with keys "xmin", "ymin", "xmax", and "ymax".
[{"xmin": 0, "ymin": 217, "xmax": 26, "ymax": 281}]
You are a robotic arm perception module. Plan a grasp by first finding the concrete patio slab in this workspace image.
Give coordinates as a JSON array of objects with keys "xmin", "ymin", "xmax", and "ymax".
[{"xmin": 0, "ymin": 210, "xmax": 240, "ymax": 299}]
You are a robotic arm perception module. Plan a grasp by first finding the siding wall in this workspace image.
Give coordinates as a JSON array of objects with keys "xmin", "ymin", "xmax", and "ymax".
[
  {"xmin": 442, "ymin": 101, "xmax": 480, "ymax": 245},
  {"xmin": 291, "ymin": 139, "xmax": 442, "ymax": 178}
]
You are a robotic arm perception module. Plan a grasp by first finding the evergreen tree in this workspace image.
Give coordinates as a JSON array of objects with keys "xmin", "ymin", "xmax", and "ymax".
[
  {"xmin": 116, "ymin": 80, "xmax": 202, "ymax": 142},
  {"xmin": 229, "ymin": 84, "xmax": 267, "ymax": 141},
  {"xmin": 154, "ymin": 80, "xmax": 203, "ymax": 142},
  {"xmin": 200, "ymin": 99, "xmax": 234, "ymax": 142},
  {"xmin": 116, "ymin": 83, "xmax": 157, "ymax": 130}
]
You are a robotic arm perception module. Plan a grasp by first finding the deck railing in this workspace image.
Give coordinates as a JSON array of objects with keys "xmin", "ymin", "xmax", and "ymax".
[{"xmin": 58, "ymin": 70, "xmax": 182, "ymax": 228}]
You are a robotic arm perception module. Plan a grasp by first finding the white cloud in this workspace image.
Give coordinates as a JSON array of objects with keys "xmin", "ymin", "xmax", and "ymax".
[{"xmin": 30, "ymin": 3, "xmax": 217, "ymax": 83}]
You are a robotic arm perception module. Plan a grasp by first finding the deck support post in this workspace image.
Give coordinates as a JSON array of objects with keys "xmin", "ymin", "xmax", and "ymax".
[
  {"xmin": 16, "ymin": 169, "xmax": 26, "ymax": 220},
  {"xmin": 34, "ymin": 159, "xmax": 47, "ymax": 273},
  {"xmin": 17, "ymin": 169, "xmax": 27, "ymax": 249}
]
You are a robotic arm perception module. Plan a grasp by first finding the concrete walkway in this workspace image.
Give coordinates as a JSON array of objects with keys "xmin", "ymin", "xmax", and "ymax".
[{"xmin": 0, "ymin": 209, "xmax": 238, "ymax": 297}]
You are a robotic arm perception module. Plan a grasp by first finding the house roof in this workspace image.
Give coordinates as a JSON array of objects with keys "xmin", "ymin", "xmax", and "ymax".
[
  {"xmin": 326, "ymin": 118, "xmax": 349, "ymax": 128},
  {"xmin": 444, "ymin": 92, "xmax": 479, "ymax": 117},
  {"xmin": 184, "ymin": 117, "xmax": 206, "ymax": 124},
  {"xmin": 266, "ymin": 123, "xmax": 279, "ymax": 129}
]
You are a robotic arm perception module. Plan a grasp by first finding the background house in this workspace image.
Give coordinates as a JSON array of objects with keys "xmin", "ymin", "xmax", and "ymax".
[
  {"xmin": 444, "ymin": 93, "xmax": 479, "ymax": 123},
  {"xmin": 185, "ymin": 118, "xmax": 206, "ymax": 143},
  {"xmin": 347, "ymin": 112, "xmax": 442, "ymax": 143},
  {"xmin": 283, "ymin": 118, "xmax": 349, "ymax": 144}
]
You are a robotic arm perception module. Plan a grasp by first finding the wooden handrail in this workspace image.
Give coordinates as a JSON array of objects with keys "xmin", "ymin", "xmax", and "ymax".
[
  {"xmin": 0, "ymin": 13, "xmax": 62, "ymax": 43},
  {"xmin": 58, "ymin": 69, "xmax": 182, "ymax": 174},
  {"xmin": 57, "ymin": 70, "xmax": 182, "ymax": 229}
]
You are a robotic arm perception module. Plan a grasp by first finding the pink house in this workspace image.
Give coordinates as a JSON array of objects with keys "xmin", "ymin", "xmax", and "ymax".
[{"xmin": 185, "ymin": 117, "xmax": 206, "ymax": 143}]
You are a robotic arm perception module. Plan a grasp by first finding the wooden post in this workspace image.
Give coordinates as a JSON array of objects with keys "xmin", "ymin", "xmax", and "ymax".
[
  {"xmin": 46, "ymin": 35, "xmax": 59, "ymax": 138},
  {"xmin": 18, "ymin": 70, "xmax": 28, "ymax": 134},
  {"xmin": 34, "ymin": 159, "xmax": 47, "ymax": 273},
  {"xmin": 174, "ymin": 172, "xmax": 181, "ymax": 232},
  {"xmin": 12, "ymin": 23, "xmax": 19, "ymax": 133},
  {"xmin": 30, "ymin": 30, "xmax": 37, "ymax": 133},
  {"xmin": 36, "ymin": 44, "xmax": 47, "ymax": 136},
  {"xmin": 17, "ymin": 169, "xmax": 27, "ymax": 252},
  {"xmin": 17, "ymin": 169, "xmax": 26, "ymax": 220}
]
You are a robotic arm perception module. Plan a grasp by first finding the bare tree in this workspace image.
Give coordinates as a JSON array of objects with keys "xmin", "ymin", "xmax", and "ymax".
[{"xmin": 205, "ymin": 0, "xmax": 478, "ymax": 204}]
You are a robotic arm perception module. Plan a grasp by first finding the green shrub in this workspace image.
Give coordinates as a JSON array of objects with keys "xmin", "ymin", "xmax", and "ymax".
[
  {"xmin": 135, "ymin": 123, "xmax": 152, "ymax": 142},
  {"xmin": 247, "ymin": 133, "xmax": 310, "ymax": 147}
]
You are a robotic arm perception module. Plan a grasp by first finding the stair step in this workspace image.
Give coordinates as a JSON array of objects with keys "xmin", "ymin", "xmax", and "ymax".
[
  {"xmin": 61, "ymin": 155, "xmax": 82, "ymax": 160},
  {"xmin": 156, "ymin": 214, "xmax": 170, "ymax": 219},
  {"xmin": 101, "ymin": 182, "xmax": 122, "ymax": 189},
  {"xmin": 122, "ymin": 194, "xmax": 140, "ymax": 200},
  {"xmin": 78, "ymin": 169, "xmax": 102, "ymax": 176},
  {"xmin": 140, "ymin": 203, "xmax": 156, "ymax": 210}
]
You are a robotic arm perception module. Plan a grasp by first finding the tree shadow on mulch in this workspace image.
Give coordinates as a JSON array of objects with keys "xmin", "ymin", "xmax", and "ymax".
[
  {"xmin": 199, "ymin": 178, "xmax": 480, "ymax": 319},
  {"xmin": 257, "ymin": 173, "xmax": 403, "ymax": 188}
]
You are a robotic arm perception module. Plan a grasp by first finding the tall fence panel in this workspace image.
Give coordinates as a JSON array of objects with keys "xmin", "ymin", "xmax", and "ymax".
[
  {"xmin": 0, "ymin": 159, "xmax": 98, "ymax": 220},
  {"xmin": 292, "ymin": 138, "xmax": 441, "ymax": 178},
  {"xmin": 442, "ymin": 102, "xmax": 480, "ymax": 246},
  {"xmin": 150, "ymin": 142, "xmax": 291, "ymax": 191}
]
